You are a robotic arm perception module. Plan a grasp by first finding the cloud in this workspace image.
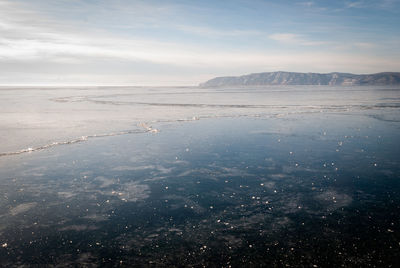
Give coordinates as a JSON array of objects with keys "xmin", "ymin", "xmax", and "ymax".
[
  {"xmin": 344, "ymin": 0, "xmax": 400, "ymax": 10},
  {"xmin": 299, "ymin": 1, "xmax": 314, "ymax": 7},
  {"xmin": 268, "ymin": 33, "xmax": 300, "ymax": 43},
  {"xmin": 354, "ymin": 42, "xmax": 377, "ymax": 49},
  {"xmin": 346, "ymin": 1, "xmax": 365, "ymax": 8},
  {"xmin": 176, "ymin": 25, "xmax": 263, "ymax": 37},
  {"xmin": 0, "ymin": 1, "xmax": 204, "ymax": 67},
  {"xmin": 268, "ymin": 33, "xmax": 329, "ymax": 46}
]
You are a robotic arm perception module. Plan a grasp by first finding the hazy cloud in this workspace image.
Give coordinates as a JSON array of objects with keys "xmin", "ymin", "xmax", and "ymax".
[{"xmin": 268, "ymin": 33, "xmax": 329, "ymax": 46}]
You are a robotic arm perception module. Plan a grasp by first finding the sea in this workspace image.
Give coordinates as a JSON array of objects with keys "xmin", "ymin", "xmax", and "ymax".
[{"xmin": 0, "ymin": 85, "xmax": 399, "ymax": 266}]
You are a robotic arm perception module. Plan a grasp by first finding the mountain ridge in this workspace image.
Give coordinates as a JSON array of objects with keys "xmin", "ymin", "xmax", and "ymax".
[{"xmin": 200, "ymin": 71, "xmax": 400, "ymax": 87}]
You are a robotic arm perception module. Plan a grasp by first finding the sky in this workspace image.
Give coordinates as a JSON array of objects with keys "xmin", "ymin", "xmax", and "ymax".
[{"xmin": 0, "ymin": 0, "xmax": 399, "ymax": 86}]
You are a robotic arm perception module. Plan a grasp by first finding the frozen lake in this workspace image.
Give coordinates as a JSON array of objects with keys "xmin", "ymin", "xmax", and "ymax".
[{"xmin": 0, "ymin": 86, "xmax": 399, "ymax": 266}]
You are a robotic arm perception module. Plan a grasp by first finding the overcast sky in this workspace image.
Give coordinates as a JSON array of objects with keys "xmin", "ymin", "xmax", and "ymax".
[{"xmin": 1, "ymin": 0, "xmax": 399, "ymax": 86}]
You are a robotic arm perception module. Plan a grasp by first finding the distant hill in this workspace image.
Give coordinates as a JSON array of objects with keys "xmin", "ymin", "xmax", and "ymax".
[{"xmin": 200, "ymin": 71, "xmax": 400, "ymax": 87}]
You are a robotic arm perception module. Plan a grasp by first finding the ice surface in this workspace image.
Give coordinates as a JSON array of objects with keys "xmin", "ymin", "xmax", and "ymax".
[
  {"xmin": 1, "ymin": 85, "xmax": 399, "ymax": 156},
  {"xmin": 0, "ymin": 85, "xmax": 399, "ymax": 266}
]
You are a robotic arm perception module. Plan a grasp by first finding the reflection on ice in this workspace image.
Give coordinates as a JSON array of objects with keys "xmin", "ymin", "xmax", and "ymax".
[
  {"xmin": 10, "ymin": 202, "xmax": 37, "ymax": 216},
  {"xmin": 113, "ymin": 182, "xmax": 150, "ymax": 202},
  {"xmin": 315, "ymin": 190, "xmax": 353, "ymax": 211}
]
